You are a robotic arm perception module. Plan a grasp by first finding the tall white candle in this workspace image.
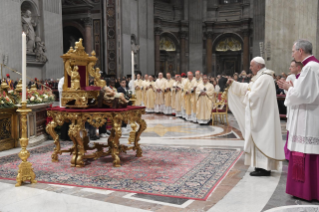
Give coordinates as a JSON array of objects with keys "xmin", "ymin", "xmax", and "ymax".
[
  {"xmin": 131, "ymin": 51, "xmax": 135, "ymax": 94},
  {"xmin": 22, "ymin": 32, "xmax": 26, "ymax": 102}
]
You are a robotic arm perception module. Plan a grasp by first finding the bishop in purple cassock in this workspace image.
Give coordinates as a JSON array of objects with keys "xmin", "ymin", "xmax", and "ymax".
[{"xmin": 278, "ymin": 39, "xmax": 319, "ymax": 201}]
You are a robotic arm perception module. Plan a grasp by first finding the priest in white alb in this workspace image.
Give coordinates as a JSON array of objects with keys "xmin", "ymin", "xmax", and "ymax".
[
  {"xmin": 134, "ymin": 74, "xmax": 144, "ymax": 106},
  {"xmin": 196, "ymin": 75, "xmax": 214, "ymax": 124},
  {"xmin": 142, "ymin": 74, "xmax": 149, "ymax": 106},
  {"xmin": 278, "ymin": 39, "xmax": 319, "ymax": 201},
  {"xmin": 154, "ymin": 72, "xmax": 166, "ymax": 113},
  {"xmin": 163, "ymin": 73, "xmax": 174, "ymax": 114},
  {"xmin": 183, "ymin": 72, "xmax": 195, "ymax": 120},
  {"xmin": 145, "ymin": 75, "xmax": 156, "ymax": 113},
  {"xmin": 228, "ymin": 56, "xmax": 285, "ymax": 176},
  {"xmin": 190, "ymin": 71, "xmax": 203, "ymax": 122},
  {"xmin": 174, "ymin": 75, "xmax": 183, "ymax": 117}
]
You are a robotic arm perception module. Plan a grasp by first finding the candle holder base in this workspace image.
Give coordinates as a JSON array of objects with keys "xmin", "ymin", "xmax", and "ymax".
[
  {"xmin": 15, "ymin": 161, "xmax": 37, "ymax": 187},
  {"xmin": 15, "ymin": 102, "xmax": 37, "ymax": 187}
]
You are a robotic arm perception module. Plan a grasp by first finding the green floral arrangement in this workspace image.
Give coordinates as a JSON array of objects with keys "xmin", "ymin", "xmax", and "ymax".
[
  {"xmin": 0, "ymin": 91, "xmax": 15, "ymax": 109},
  {"xmin": 26, "ymin": 90, "xmax": 55, "ymax": 104}
]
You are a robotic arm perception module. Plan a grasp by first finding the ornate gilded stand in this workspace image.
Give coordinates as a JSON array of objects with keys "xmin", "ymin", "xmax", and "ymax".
[
  {"xmin": 46, "ymin": 107, "xmax": 146, "ymax": 168},
  {"xmin": 15, "ymin": 102, "xmax": 37, "ymax": 187}
]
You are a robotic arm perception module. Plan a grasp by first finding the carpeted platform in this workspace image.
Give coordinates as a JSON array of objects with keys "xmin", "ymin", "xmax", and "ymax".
[{"xmin": 0, "ymin": 142, "xmax": 242, "ymax": 200}]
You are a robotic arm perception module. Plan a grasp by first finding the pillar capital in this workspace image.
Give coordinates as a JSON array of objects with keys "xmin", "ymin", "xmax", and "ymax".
[
  {"xmin": 205, "ymin": 32, "xmax": 213, "ymax": 39},
  {"xmin": 179, "ymin": 31, "xmax": 188, "ymax": 39},
  {"xmin": 83, "ymin": 17, "xmax": 93, "ymax": 27}
]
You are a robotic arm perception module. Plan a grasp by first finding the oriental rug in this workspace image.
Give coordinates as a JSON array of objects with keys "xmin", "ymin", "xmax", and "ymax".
[{"xmin": 0, "ymin": 142, "xmax": 242, "ymax": 200}]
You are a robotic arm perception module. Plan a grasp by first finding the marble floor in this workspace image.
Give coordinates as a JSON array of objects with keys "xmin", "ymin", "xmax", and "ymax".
[{"xmin": 0, "ymin": 113, "xmax": 318, "ymax": 212}]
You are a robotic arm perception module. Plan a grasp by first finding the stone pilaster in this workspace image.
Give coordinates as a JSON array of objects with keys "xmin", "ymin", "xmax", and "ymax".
[
  {"xmin": 242, "ymin": 30, "xmax": 250, "ymax": 72},
  {"xmin": 83, "ymin": 17, "xmax": 93, "ymax": 54},
  {"xmin": 154, "ymin": 27, "xmax": 162, "ymax": 75}
]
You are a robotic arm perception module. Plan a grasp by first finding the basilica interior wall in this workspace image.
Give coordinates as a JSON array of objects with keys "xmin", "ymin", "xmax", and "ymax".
[
  {"xmin": 120, "ymin": 0, "xmax": 154, "ymax": 77},
  {"xmin": 265, "ymin": 0, "xmax": 318, "ymax": 75},
  {"xmin": 42, "ymin": 0, "xmax": 64, "ymax": 80},
  {"xmin": 0, "ymin": 0, "xmax": 63, "ymax": 82},
  {"xmin": 0, "ymin": 0, "xmax": 24, "ymax": 81}
]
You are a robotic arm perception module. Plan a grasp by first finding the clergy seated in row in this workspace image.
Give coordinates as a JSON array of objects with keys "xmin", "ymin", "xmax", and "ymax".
[
  {"xmin": 142, "ymin": 74, "xmax": 149, "ymax": 106},
  {"xmin": 190, "ymin": 71, "xmax": 203, "ymax": 122},
  {"xmin": 154, "ymin": 73, "xmax": 166, "ymax": 113},
  {"xmin": 145, "ymin": 75, "xmax": 156, "ymax": 113},
  {"xmin": 98, "ymin": 79, "xmax": 129, "ymax": 109},
  {"xmin": 228, "ymin": 56, "xmax": 285, "ymax": 177},
  {"xmin": 134, "ymin": 74, "xmax": 144, "ymax": 106},
  {"xmin": 172, "ymin": 75, "xmax": 183, "ymax": 117},
  {"xmin": 277, "ymin": 39, "xmax": 319, "ymax": 202},
  {"xmin": 183, "ymin": 72, "xmax": 196, "ymax": 121},
  {"xmin": 163, "ymin": 73, "xmax": 174, "ymax": 115},
  {"xmin": 196, "ymin": 75, "xmax": 214, "ymax": 124}
]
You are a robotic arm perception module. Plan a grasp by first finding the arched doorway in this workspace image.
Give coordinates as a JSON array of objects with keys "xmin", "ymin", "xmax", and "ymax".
[
  {"xmin": 213, "ymin": 34, "xmax": 243, "ymax": 76},
  {"xmin": 63, "ymin": 26, "xmax": 84, "ymax": 53},
  {"xmin": 159, "ymin": 33, "xmax": 179, "ymax": 75}
]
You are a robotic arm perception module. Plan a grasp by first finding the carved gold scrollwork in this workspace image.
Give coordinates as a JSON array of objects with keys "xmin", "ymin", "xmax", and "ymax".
[{"xmin": 83, "ymin": 113, "xmax": 112, "ymax": 128}]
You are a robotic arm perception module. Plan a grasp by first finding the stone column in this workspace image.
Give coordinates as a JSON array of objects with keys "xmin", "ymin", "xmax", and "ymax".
[
  {"xmin": 83, "ymin": 17, "xmax": 93, "ymax": 53},
  {"xmin": 179, "ymin": 31, "xmax": 187, "ymax": 74},
  {"xmin": 154, "ymin": 27, "xmax": 162, "ymax": 75},
  {"xmin": 206, "ymin": 32, "xmax": 213, "ymax": 75},
  {"xmin": 242, "ymin": 30, "xmax": 250, "ymax": 72}
]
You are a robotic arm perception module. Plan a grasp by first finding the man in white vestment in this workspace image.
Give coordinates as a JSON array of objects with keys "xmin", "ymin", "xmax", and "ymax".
[
  {"xmin": 154, "ymin": 72, "xmax": 166, "ymax": 113},
  {"xmin": 143, "ymin": 74, "xmax": 149, "ymax": 105},
  {"xmin": 163, "ymin": 73, "xmax": 175, "ymax": 114},
  {"xmin": 190, "ymin": 71, "xmax": 203, "ymax": 122},
  {"xmin": 183, "ymin": 72, "xmax": 196, "ymax": 120},
  {"xmin": 134, "ymin": 74, "xmax": 144, "ymax": 106},
  {"xmin": 277, "ymin": 40, "xmax": 319, "ymax": 201},
  {"xmin": 283, "ymin": 60, "xmax": 303, "ymax": 160},
  {"xmin": 196, "ymin": 75, "xmax": 214, "ymax": 124},
  {"xmin": 228, "ymin": 57, "xmax": 285, "ymax": 176},
  {"xmin": 58, "ymin": 77, "xmax": 64, "ymax": 107}
]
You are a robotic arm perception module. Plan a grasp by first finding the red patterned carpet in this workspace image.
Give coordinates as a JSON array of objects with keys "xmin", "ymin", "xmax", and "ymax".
[{"xmin": 0, "ymin": 142, "xmax": 242, "ymax": 200}]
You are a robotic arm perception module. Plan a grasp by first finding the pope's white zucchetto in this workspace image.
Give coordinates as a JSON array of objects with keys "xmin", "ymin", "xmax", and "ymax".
[{"xmin": 252, "ymin": 56, "xmax": 265, "ymax": 65}]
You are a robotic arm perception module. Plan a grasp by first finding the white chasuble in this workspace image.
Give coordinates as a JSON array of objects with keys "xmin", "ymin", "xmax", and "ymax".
[
  {"xmin": 145, "ymin": 81, "xmax": 156, "ymax": 113},
  {"xmin": 285, "ymin": 60, "xmax": 319, "ymax": 155},
  {"xmin": 190, "ymin": 78, "xmax": 203, "ymax": 122},
  {"xmin": 174, "ymin": 81, "xmax": 184, "ymax": 117},
  {"xmin": 196, "ymin": 82, "xmax": 214, "ymax": 124},
  {"xmin": 134, "ymin": 79, "xmax": 144, "ymax": 106},
  {"xmin": 228, "ymin": 68, "xmax": 285, "ymax": 171},
  {"xmin": 154, "ymin": 78, "xmax": 167, "ymax": 113},
  {"xmin": 142, "ymin": 80, "xmax": 149, "ymax": 106},
  {"xmin": 183, "ymin": 78, "xmax": 196, "ymax": 120},
  {"xmin": 164, "ymin": 79, "xmax": 175, "ymax": 114}
]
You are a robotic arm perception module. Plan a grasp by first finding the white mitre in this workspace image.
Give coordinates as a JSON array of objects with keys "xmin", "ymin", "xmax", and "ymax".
[{"xmin": 252, "ymin": 56, "xmax": 265, "ymax": 65}]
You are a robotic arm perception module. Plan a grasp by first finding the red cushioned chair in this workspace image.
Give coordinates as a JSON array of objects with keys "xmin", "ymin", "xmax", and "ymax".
[{"xmin": 212, "ymin": 88, "xmax": 229, "ymax": 125}]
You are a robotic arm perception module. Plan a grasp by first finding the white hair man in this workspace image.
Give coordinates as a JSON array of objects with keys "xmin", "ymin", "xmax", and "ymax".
[
  {"xmin": 278, "ymin": 39, "xmax": 319, "ymax": 201},
  {"xmin": 228, "ymin": 56, "xmax": 285, "ymax": 177},
  {"xmin": 154, "ymin": 72, "xmax": 167, "ymax": 113}
]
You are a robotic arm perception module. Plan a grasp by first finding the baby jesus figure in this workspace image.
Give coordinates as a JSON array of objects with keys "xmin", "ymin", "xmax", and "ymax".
[{"xmin": 98, "ymin": 85, "xmax": 129, "ymax": 108}]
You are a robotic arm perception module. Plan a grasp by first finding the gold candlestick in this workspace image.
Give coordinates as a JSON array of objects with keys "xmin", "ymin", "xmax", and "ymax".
[{"xmin": 15, "ymin": 102, "xmax": 37, "ymax": 187}]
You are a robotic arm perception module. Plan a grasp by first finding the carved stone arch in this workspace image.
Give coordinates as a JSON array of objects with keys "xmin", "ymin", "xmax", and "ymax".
[
  {"xmin": 21, "ymin": 0, "xmax": 40, "ymax": 16},
  {"xmin": 63, "ymin": 21, "xmax": 86, "ymax": 39},
  {"xmin": 212, "ymin": 33, "xmax": 244, "ymax": 53},
  {"xmin": 212, "ymin": 33, "xmax": 244, "ymax": 76},
  {"xmin": 63, "ymin": 22, "xmax": 85, "ymax": 53},
  {"xmin": 159, "ymin": 32, "xmax": 180, "ymax": 52}
]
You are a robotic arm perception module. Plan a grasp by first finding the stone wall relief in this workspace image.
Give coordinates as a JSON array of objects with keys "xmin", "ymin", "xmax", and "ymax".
[
  {"xmin": 21, "ymin": 2, "xmax": 47, "ymax": 64},
  {"xmin": 215, "ymin": 37, "xmax": 242, "ymax": 52},
  {"xmin": 159, "ymin": 36, "xmax": 176, "ymax": 51}
]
